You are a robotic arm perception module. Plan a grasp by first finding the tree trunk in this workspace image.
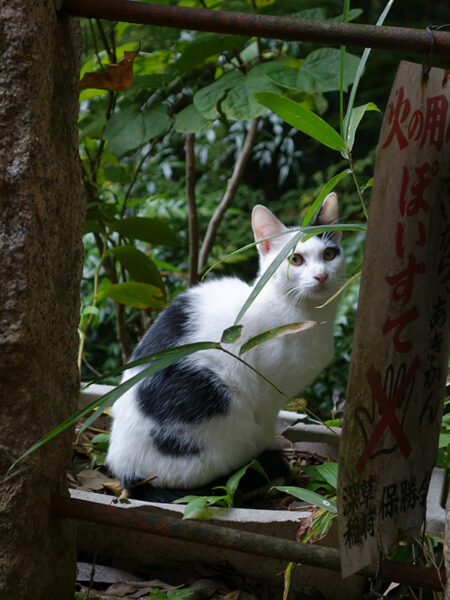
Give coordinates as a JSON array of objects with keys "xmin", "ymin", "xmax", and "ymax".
[{"xmin": 0, "ymin": 2, "xmax": 82, "ymax": 598}]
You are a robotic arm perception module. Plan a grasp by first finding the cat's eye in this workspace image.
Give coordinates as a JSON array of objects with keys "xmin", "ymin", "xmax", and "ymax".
[
  {"xmin": 290, "ymin": 253, "xmax": 304, "ymax": 266},
  {"xmin": 323, "ymin": 247, "xmax": 338, "ymax": 261}
]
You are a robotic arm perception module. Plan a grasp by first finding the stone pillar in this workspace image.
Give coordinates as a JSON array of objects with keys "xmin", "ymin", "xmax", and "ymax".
[{"xmin": 0, "ymin": 2, "xmax": 83, "ymax": 598}]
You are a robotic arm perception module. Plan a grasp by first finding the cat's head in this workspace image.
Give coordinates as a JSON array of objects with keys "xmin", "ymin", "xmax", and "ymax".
[{"xmin": 252, "ymin": 193, "xmax": 345, "ymax": 305}]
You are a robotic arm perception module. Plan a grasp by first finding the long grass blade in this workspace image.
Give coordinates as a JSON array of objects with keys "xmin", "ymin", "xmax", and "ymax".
[
  {"xmin": 301, "ymin": 169, "xmax": 351, "ymax": 227},
  {"xmin": 343, "ymin": 0, "xmax": 395, "ymax": 137},
  {"xmin": 234, "ymin": 229, "xmax": 305, "ymax": 325},
  {"xmin": 10, "ymin": 341, "xmax": 220, "ymax": 471}
]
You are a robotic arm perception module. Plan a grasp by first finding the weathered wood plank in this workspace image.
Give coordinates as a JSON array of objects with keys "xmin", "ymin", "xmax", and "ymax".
[{"xmin": 337, "ymin": 61, "xmax": 450, "ymax": 578}]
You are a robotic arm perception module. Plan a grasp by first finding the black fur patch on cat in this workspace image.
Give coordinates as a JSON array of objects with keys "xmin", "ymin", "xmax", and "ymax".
[
  {"xmin": 152, "ymin": 427, "xmax": 202, "ymax": 457},
  {"xmin": 131, "ymin": 294, "xmax": 190, "ymax": 360},
  {"xmin": 133, "ymin": 293, "xmax": 231, "ymax": 425},
  {"xmin": 315, "ymin": 234, "xmax": 342, "ymax": 251},
  {"xmin": 125, "ymin": 449, "xmax": 290, "ymax": 503},
  {"xmin": 138, "ymin": 362, "xmax": 231, "ymax": 425}
]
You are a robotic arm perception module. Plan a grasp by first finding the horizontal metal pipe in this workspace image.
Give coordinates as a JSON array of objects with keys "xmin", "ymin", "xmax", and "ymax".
[
  {"xmin": 53, "ymin": 496, "xmax": 446, "ymax": 591},
  {"xmin": 60, "ymin": 0, "xmax": 450, "ymax": 56}
]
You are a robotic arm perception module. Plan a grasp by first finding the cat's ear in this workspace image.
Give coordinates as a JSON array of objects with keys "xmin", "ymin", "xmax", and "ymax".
[
  {"xmin": 315, "ymin": 192, "xmax": 342, "ymax": 243},
  {"xmin": 252, "ymin": 205, "xmax": 287, "ymax": 255}
]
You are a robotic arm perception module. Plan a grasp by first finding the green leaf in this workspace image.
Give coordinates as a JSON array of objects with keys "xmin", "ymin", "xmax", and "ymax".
[
  {"xmin": 175, "ymin": 33, "xmax": 248, "ymax": 74},
  {"xmin": 104, "ymin": 104, "xmax": 170, "ymax": 156},
  {"xmin": 83, "ymin": 220, "xmax": 106, "ymax": 235},
  {"xmin": 239, "ymin": 321, "xmax": 321, "ymax": 355},
  {"xmin": 273, "ymin": 486, "xmax": 337, "ymax": 513},
  {"xmin": 225, "ymin": 459, "xmax": 269, "ymax": 494},
  {"xmin": 179, "ymin": 497, "xmax": 210, "ymax": 519},
  {"xmin": 360, "ymin": 177, "xmax": 373, "ymax": 194},
  {"xmin": 106, "ymin": 245, "xmax": 165, "ymax": 292},
  {"xmin": 295, "ymin": 7, "xmax": 327, "ymax": 19},
  {"xmin": 263, "ymin": 62, "xmax": 316, "ymax": 93},
  {"xmin": 265, "ymin": 49, "xmax": 360, "ymax": 94},
  {"xmin": 109, "ymin": 216, "xmax": 178, "ymax": 245},
  {"xmin": 221, "ymin": 325, "xmax": 243, "ymax": 344},
  {"xmin": 303, "ymin": 47, "xmax": 359, "ymax": 93},
  {"xmin": 194, "ymin": 70, "xmax": 243, "ymax": 119},
  {"xmin": 173, "ymin": 104, "xmax": 212, "ymax": 133},
  {"xmin": 254, "ymin": 92, "xmax": 346, "ymax": 152},
  {"xmin": 439, "ymin": 431, "xmax": 450, "ymax": 448},
  {"xmin": 301, "ymin": 169, "xmax": 351, "ymax": 227},
  {"xmin": 97, "ymin": 282, "xmax": 165, "ymax": 309},
  {"xmin": 79, "ymin": 113, "xmax": 107, "ymax": 141},
  {"xmin": 221, "ymin": 63, "xmax": 281, "ymax": 121},
  {"xmin": 90, "ymin": 433, "xmax": 110, "ymax": 451},
  {"xmin": 80, "ymin": 305, "xmax": 100, "ymax": 318},
  {"xmin": 346, "ymin": 102, "xmax": 380, "ymax": 151},
  {"xmin": 304, "ymin": 462, "xmax": 338, "ymax": 490}
]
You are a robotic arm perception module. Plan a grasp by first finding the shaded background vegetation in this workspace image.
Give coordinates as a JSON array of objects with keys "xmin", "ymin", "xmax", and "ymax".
[{"xmin": 78, "ymin": 0, "xmax": 449, "ymax": 418}]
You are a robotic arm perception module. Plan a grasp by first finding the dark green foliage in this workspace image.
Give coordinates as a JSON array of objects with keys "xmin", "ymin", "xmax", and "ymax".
[{"xmin": 78, "ymin": 0, "xmax": 436, "ymax": 417}]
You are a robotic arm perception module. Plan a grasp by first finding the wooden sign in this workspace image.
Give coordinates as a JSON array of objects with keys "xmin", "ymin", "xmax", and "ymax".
[{"xmin": 337, "ymin": 61, "xmax": 450, "ymax": 578}]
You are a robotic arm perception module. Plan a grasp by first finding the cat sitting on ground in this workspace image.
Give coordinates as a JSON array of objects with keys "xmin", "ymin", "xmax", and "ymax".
[{"xmin": 106, "ymin": 193, "xmax": 345, "ymax": 502}]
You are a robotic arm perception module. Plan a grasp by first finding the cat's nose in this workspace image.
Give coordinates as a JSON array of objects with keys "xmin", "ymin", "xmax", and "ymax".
[{"xmin": 314, "ymin": 272, "xmax": 328, "ymax": 284}]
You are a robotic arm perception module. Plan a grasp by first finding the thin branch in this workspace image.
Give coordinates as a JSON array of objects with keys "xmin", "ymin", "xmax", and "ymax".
[
  {"xmin": 120, "ymin": 137, "xmax": 159, "ymax": 219},
  {"xmin": 94, "ymin": 233, "xmax": 131, "ymax": 363},
  {"xmin": 95, "ymin": 18, "xmax": 115, "ymax": 63},
  {"xmin": 198, "ymin": 117, "xmax": 260, "ymax": 273},
  {"xmin": 185, "ymin": 133, "xmax": 199, "ymax": 286}
]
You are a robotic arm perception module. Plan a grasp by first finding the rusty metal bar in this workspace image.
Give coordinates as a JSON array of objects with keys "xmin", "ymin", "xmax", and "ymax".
[
  {"xmin": 60, "ymin": 0, "xmax": 450, "ymax": 56},
  {"xmin": 53, "ymin": 495, "xmax": 446, "ymax": 591}
]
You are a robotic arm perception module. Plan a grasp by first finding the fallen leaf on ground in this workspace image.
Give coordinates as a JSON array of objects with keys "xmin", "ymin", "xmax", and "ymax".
[{"xmin": 75, "ymin": 469, "xmax": 118, "ymax": 492}]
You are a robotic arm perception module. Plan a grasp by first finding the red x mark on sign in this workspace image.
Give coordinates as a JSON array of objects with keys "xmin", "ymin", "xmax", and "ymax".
[{"xmin": 356, "ymin": 356, "xmax": 420, "ymax": 472}]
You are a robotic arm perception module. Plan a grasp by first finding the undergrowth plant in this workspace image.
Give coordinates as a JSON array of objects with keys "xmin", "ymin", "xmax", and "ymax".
[{"xmin": 173, "ymin": 459, "xmax": 269, "ymax": 518}]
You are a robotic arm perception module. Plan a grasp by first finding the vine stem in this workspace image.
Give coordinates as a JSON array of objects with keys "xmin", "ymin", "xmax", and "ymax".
[
  {"xmin": 78, "ymin": 251, "xmax": 105, "ymax": 372},
  {"xmin": 220, "ymin": 348, "xmax": 341, "ymax": 439},
  {"xmin": 185, "ymin": 133, "xmax": 199, "ymax": 286},
  {"xmin": 346, "ymin": 150, "xmax": 368, "ymax": 220}
]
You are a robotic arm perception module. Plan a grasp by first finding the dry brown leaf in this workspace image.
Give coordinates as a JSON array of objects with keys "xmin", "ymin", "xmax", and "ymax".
[
  {"xmin": 295, "ymin": 508, "xmax": 318, "ymax": 542},
  {"xmin": 104, "ymin": 582, "xmax": 138, "ymax": 597},
  {"xmin": 222, "ymin": 591, "xmax": 240, "ymax": 600},
  {"xmin": 102, "ymin": 478, "xmax": 122, "ymax": 495},
  {"xmin": 75, "ymin": 51, "xmax": 138, "ymax": 92},
  {"xmin": 76, "ymin": 469, "xmax": 118, "ymax": 492}
]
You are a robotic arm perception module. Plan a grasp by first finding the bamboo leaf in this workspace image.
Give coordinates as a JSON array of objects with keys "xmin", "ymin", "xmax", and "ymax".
[
  {"xmin": 221, "ymin": 325, "xmax": 243, "ymax": 344},
  {"xmin": 315, "ymin": 271, "xmax": 361, "ymax": 309},
  {"xmin": 346, "ymin": 102, "xmax": 380, "ymax": 151},
  {"xmin": 225, "ymin": 459, "xmax": 269, "ymax": 494},
  {"xmin": 301, "ymin": 169, "xmax": 351, "ymax": 227},
  {"xmin": 234, "ymin": 229, "xmax": 305, "ymax": 325},
  {"xmin": 239, "ymin": 321, "xmax": 322, "ymax": 355},
  {"xmin": 254, "ymin": 92, "xmax": 346, "ymax": 152},
  {"xmin": 304, "ymin": 462, "xmax": 338, "ymax": 490},
  {"xmin": 273, "ymin": 486, "xmax": 337, "ymax": 513}
]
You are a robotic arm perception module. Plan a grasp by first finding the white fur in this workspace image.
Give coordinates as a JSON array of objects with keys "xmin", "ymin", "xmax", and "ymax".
[{"xmin": 107, "ymin": 197, "xmax": 345, "ymax": 488}]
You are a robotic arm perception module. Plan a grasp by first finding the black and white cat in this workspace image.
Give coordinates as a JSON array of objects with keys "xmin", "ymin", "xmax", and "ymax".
[{"xmin": 106, "ymin": 194, "xmax": 345, "ymax": 500}]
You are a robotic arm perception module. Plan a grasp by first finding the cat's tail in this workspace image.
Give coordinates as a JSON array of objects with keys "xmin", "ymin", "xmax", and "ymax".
[{"xmin": 123, "ymin": 448, "xmax": 290, "ymax": 504}]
